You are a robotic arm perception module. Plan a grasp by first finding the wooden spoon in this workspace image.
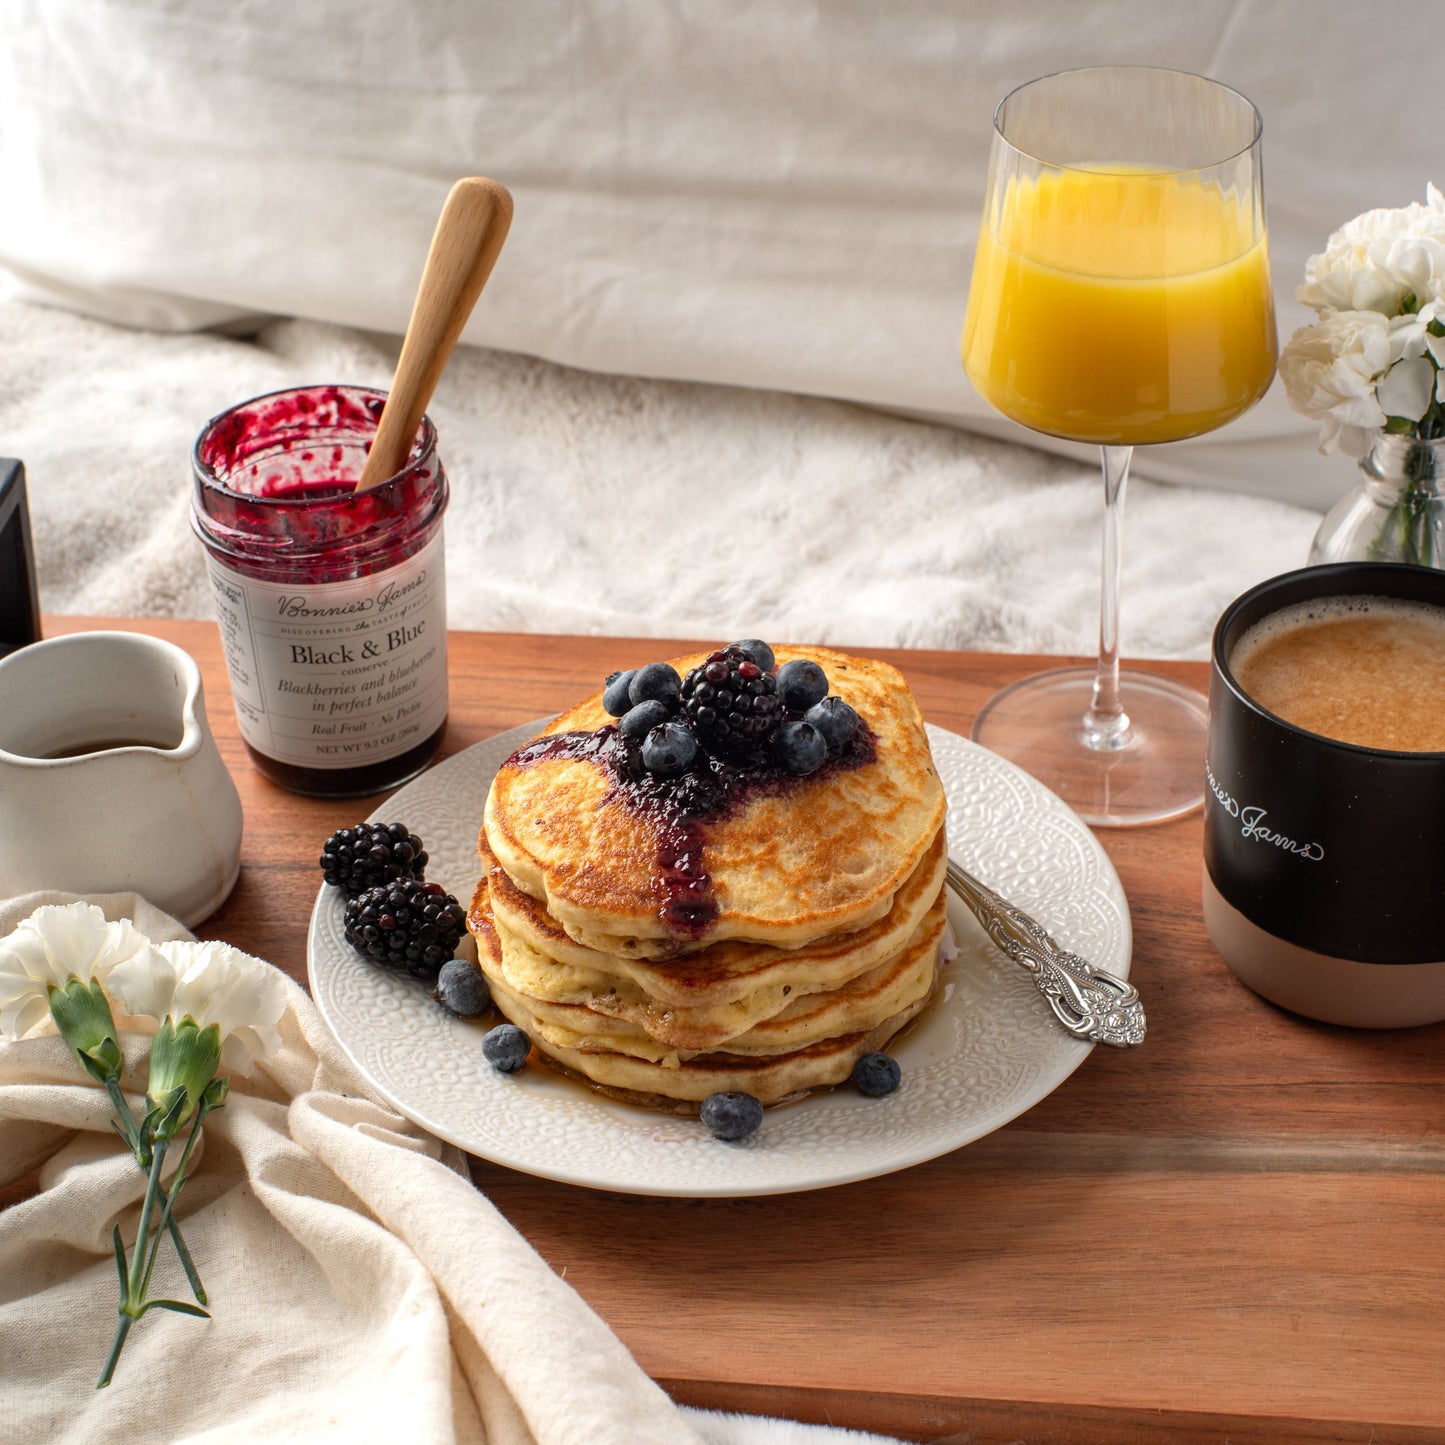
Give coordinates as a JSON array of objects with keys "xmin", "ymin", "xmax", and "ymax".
[{"xmin": 356, "ymin": 176, "xmax": 514, "ymax": 491}]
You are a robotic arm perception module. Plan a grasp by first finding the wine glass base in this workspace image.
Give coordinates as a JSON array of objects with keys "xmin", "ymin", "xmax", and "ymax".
[{"xmin": 970, "ymin": 666, "xmax": 1208, "ymax": 827}]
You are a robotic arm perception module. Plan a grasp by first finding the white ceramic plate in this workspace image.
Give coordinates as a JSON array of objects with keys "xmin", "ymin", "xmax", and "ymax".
[{"xmin": 307, "ymin": 721, "xmax": 1131, "ymax": 1197}]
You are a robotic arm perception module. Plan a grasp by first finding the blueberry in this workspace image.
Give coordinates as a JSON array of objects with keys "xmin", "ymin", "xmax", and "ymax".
[
  {"xmin": 433, "ymin": 958, "xmax": 491, "ymax": 1017},
  {"xmin": 852, "ymin": 1051, "xmax": 901, "ymax": 1097},
  {"xmin": 774, "ymin": 720, "xmax": 827, "ymax": 775},
  {"xmin": 776, "ymin": 658, "xmax": 828, "ymax": 712},
  {"xmin": 602, "ymin": 669, "xmax": 636, "ymax": 716},
  {"xmin": 730, "ymin": 639, "xmax": 775, "ymax": 672},
  {"xmin": 482, "ymin": 1022, "xmax": 530, "ymax": 1073},
  {"xmin": 700, "ymin": 1090, "xmax": 764, "ymax": 1141},
  {"xmin": 805, "ymin": 695, "xmax": 859, "ymax": 750},
  {"xmin": 619, "ymin": 699, "xmax": 672, "ymax": 741},
  {"xmin": 641, "ymin": 721, "xmax": 698, "ymax": 776},
  {"xmin": 629, "ymin": 662, "xmax": 682, "ymax": 709}
]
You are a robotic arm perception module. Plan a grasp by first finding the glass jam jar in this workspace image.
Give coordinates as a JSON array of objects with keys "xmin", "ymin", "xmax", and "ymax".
[{"xmin": 191, "ymin": 384, "xmax": 449, "ymax": 796}]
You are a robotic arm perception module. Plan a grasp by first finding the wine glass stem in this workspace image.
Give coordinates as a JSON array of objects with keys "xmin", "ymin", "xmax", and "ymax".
[{"xmin": 1084, "ymin": 444, "xmax": 1133, "ymax": 751}]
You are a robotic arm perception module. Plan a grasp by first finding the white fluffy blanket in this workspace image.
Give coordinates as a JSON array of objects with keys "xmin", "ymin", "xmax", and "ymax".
[{"xmin": 4, "ymin": 299, "xmax": 1319, "ymax": 659}]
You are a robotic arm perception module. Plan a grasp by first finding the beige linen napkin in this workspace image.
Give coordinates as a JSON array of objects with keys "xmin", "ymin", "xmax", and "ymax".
[{"xmin": 0, "ymin": 890, "xmax": 717, "ymax": 1445}]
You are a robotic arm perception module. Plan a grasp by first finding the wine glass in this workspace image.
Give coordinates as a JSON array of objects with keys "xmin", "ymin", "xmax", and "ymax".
[{"xmin": 961, "ymin": 67, "xmax": 1276, "ymax": 826}]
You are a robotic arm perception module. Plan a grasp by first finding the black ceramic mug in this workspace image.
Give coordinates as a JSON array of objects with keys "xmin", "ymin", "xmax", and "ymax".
[{"xmin": 1203, "ymin": 562, "xmax": 1445, "ymax": 1028}]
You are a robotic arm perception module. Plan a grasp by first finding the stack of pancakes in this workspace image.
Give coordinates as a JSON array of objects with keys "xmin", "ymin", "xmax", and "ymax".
[{"xmin": 467, "ymin": 646, "xmax": 948, "ymax": 1113}]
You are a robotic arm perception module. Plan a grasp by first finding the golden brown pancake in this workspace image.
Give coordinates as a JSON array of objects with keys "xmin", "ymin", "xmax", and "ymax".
[
  {"xmin": 482, "ymin": 646, "xmax": 946, "ymax": 955},
  {"xmin": 472, "ymin": 873, "xmax": 946, "ymax": 1061},
  {"xmin": 469, "ymin": 876, "xmax": 945, "ymax": 1108},
  {"xmin": 469, "ymin": 641, "xmax": 950, "ymax": 1114},
  {"xmin": 472, "ymin": 826, "xmax": 947, "ymax": 1048}
]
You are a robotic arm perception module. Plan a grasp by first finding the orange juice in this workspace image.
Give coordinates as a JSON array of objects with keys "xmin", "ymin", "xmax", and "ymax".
[{"xmin": 961, "ymin": 167, "xmax": 1277, "ymax": 445}]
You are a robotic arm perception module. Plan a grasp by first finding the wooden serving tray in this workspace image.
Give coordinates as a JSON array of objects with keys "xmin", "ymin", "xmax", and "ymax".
[{"xmin": 33, "ymin": 617, "xmax": 1445, "ymax": 1443}]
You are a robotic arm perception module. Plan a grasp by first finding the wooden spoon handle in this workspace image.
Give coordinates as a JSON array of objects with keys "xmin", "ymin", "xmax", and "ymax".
[{"xmin": 356, "ymin": 176, "xmax": 514, "ymax": 491}]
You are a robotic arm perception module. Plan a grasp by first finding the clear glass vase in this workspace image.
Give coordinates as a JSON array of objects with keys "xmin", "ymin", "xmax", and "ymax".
[{"xmin": 1309, "ymin": 431, "xmax": 1445, "ymax": 569}]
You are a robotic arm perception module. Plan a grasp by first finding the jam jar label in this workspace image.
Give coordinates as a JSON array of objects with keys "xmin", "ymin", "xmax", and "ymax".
[{"xmin": 203, "ymin": 533, "xmax": 448, "ymax": 769}]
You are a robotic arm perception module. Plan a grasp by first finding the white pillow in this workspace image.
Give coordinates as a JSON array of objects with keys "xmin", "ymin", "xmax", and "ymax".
[{"xmin": 0, "ymin": 1, "xmax": 1431, "ymax": 508}]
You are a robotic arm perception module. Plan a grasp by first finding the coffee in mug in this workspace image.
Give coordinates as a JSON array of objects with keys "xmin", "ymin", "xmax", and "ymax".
[
  {"xmin": 1229, "ymin": 594, "xmax": 1445, "ymax": 752},
  {"xmin": 1203, "ymin": 563, "xmax": 1445, "ymax": 1028}
]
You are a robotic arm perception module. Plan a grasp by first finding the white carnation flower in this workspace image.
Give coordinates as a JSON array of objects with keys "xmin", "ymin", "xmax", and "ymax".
[
  {"xmin": 1277, "ymin": 309, "xmax": 1392, "ymax": 455},
  {"xmin": 1297, "ymin": 184, "xmax": 1445, "ymax": 315},
  {"xmin": 108, "ymin": 940, "xmax": 287, "ymax": 1073},
  {"xmin": 1377, "ymin": 356, "xmax": 1437, "ymax": 422},
  {"xmin": 0, "ymin": 903, "xmax": 149, "ymax": 1039},
  {"xmin": 1387, "ymin": 302, "xmax": 1443, "ymax": 363}
]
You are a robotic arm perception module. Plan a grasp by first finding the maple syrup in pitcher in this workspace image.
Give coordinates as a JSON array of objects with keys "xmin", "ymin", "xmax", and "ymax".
[{"xmin": 191, "ymin": 385, "xmax": 450, "ymax": 796}]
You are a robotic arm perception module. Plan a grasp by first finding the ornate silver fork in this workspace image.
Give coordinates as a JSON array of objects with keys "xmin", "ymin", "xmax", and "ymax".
[{"xmin": 945, "ymin": 858, "xmax": 1146, "ymax": 1048}]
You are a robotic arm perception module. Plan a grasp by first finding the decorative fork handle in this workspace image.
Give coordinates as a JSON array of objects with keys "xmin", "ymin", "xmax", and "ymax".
[{"xmin": 944, "ymin": 858, "xmax": 1146, "ymax": 1048}]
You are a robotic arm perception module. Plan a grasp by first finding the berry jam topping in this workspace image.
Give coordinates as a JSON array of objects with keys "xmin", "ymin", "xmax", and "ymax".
[
  {"xmin": 504, "ymin": 641, "xmax": 875, "ymax": 940},
  {"xmin": 508, "ymin": 728, "xmax": 616, "ymax": 770}
]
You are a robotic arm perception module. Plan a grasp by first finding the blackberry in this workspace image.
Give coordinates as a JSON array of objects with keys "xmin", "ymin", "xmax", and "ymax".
[
  {"xmin": 680, "ymin": 646, "xmax": 783, "ymax": 755},
  {"xmin": 343, "ymin": 878, "xmax": 467, "ymax": 982},
  {"xmin": 320, "ymin": 822, "xmax": 429, "ymax": 897}
]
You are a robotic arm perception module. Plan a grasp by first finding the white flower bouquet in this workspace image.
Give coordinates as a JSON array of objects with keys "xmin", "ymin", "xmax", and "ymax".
[
  {"xmin": 0, "ymin": 904, "xmax": 286, "ymax": 1386},
  {"xmin": 1278, "ymin": 183, "xmax": 1445, "ymax": 458}
]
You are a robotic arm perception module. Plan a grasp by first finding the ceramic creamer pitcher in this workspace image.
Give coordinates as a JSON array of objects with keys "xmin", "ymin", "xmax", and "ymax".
[{"xmin": 0, "ymin": 631, "xmax": 243, "ymax": 927}]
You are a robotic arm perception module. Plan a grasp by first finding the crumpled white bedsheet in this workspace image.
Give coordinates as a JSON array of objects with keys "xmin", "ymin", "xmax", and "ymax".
[{"xmin": 4, "ymin": 298, "xmax": 1321, "ymax": 658}]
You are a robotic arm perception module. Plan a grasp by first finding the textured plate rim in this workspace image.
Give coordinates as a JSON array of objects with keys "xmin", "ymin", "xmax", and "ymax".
[{"xmin": 307, "ymin": 719, "xmax": 1131, "ymax": 1197}]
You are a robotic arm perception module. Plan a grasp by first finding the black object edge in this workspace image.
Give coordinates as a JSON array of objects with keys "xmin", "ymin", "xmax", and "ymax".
[{"xmin": 0, "ymin": 459, "xmax": 42, "ymax": 657}]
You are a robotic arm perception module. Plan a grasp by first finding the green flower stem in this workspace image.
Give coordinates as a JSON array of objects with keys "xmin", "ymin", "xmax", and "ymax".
[
  {"xmin": 125, "ymin": 1136, "xmax": 168, "ymax": 1313},
  {"xmin": 97, "ymin": 1295, "xmax": 132, "ymax": 1391},
  {"xmin": 103, "ymin": 1077, "xmax": 145, "ymax": 1160},
  {"xmin": 103, "ymin": 1075, "xmax": 206, "ymax": 1304},
  {"xmin": 140, "ymin": 1101, "xmax": 213, "ymax": 1305},
  {"xmin": 97, "ymin": 1135, "xmax": 169, "ymax": 1389},
  {"xmin": 95, "ymin": 1092, "xmax": 211, "ymax": 1389}
]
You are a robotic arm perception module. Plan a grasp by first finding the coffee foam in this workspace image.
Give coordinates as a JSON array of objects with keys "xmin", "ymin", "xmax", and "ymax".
[
  {"xmin": 1229, "ymin": 593, "xmax": 1445, "ymax": 752},
  {"xmin": 1231, "ymin": 593, "xmax": 1445, "ymax": 658}
]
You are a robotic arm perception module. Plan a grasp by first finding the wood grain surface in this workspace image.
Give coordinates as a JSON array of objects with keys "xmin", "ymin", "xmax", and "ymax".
[{"xmin": 39, "ymin": 617, "xmax": 1445, "ymax": 1442}]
